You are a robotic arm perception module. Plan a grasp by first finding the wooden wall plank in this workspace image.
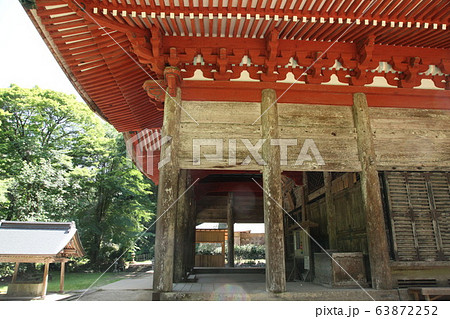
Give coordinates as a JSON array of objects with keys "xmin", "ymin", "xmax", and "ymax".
[
  {"xmin": 370, "ymin": 107, "xmax": 450, "ymax": 170},
  {"xmin": 178, "ymin": 102, "xmax": 449, "ymax": 171},
  {"xmin": 369, "ymin": 108, "xmax": 450, "ymax": 131},
  {"xmin": 179, "ymin": 101, "xmax": 360, "ymax": 171},
  {"xmin": 196, "ymin": 230, "xmax": 226, "ymax": 243},
  {"xmin": 181, "ymin": 101, "xmax": 261, "ymax": 124},
  {"xmin": 333, "ymin": 181, "xmax": 368, "ymax": 255},
  {"xmin": 278, "ymin": 104, "xmax": 354, "ymax": 128}
]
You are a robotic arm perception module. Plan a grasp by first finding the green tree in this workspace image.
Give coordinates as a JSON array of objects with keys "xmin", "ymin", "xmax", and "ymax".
[
  {"xmin": 0, "ymin": 85, "xmax": 100, "ymax": 173},
  {"xmin": 0, "ymin": 85, "xmax": 102, "ymax": 219},
  {"xmin": 0, "ymin": 85, "xmax": 156, "ymax": 269},
  {"xmin": 0, "ymin": 85, "xmax": 100, "ymax": 220},
  {"xmin": 6, "ymin": 157, "xmax": 70, "ymax": 221},
  {"xmin": 76, "ymin": 133, "xmax": 156, "ymax": 268}
]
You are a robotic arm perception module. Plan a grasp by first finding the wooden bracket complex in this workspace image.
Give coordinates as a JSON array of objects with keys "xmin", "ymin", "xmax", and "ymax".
[
  {"xmin": 127, "ymin": 26, "xmax": 165, "ymax": 77},
  {"xmin": 65, "ymin": 0, "xmax": 448, "ymax": 90},
  {"xmin": 356, "ymin": 35, "xmax": 375, "ymax": 65},
  {"xmin": 391, "ymin": 56, "xmax": 428, "ymax": 88},
  {"xmin": 261, "ymin": 29, "xmax": 279, "ymax": 82},
  {"xmin": 142, "ymin": 79, "xmax": 166, "ymax": 103},
  {"xmin": 214, "ymin": 48, "xmax": 231, "ymax": 81},
  {"xmin": 164, "ymin": 67, "xmax": 182, "ymax": 97},
  {"xmin": 142, "ymin": 67, "xmax": 182, "ymax": 103},
  {"xmin": 353, "ymin": 35, "xmax": 376, "ymax": 86}
]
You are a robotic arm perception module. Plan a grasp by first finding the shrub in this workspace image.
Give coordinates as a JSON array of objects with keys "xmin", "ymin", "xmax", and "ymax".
[
  {"xmin": 195, "ymin": 243, "xmax": 266, "ymax": 260},
  {"xmin": 196, "ymin": 243, "xmax": 222, "ymax": 255},
  {"xmin": 0, "ymin": 263, "xmax": 14, "ymax": 280},
  {"xmin": 234, "ymin": 244, "xmax": 265, "ymax": 260}
]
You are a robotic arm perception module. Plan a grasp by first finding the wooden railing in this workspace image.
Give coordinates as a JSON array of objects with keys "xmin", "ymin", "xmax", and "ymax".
[{"xmin": 135, "ymin": 253, "xmax": 151, "ymax": 262}]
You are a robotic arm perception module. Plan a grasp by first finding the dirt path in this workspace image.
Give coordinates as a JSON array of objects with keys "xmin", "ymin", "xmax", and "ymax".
[{"xmin": 72, "ymin": 269, "xmax": 154, "ymax": 301}]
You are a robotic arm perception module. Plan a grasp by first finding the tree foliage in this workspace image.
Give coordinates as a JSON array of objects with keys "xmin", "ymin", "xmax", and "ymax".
[
  {"xmin": 234, "ymin": 244, "xmax": 265, "ymax": 260},
  {"xmin": 0, "ymin": 85, "xmax": 156, "ymax": 270}
]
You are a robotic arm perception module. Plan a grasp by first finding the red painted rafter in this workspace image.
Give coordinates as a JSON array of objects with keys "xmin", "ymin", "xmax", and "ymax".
[
  {"xmin": 58, "ymin": 4, "xmax": 449, "ymax": 51},
  {"xmin": 426, "ymin": 1, "xmax": 449, "ymax": 21},
  {"xmin": 63, "ymin": 0, "xmax": 450, "ymax": 25},
  {"xmin": 389, "ymin": 0, "xmax": 418, "ymax": 20}
]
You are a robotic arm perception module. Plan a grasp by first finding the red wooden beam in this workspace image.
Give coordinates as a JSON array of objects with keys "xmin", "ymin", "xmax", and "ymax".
[{"xmin": 181, "ymin": 81, "xmax": 450, "ymax": 110}]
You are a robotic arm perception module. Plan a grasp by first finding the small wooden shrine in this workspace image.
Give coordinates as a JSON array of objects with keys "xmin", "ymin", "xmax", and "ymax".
[{"xmin": 0, "ymin": 221, "xmax": 84, "ymax": 297}]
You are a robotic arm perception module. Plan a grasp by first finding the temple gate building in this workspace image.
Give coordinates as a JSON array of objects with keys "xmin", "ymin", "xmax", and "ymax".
[{"xmin": 23, "ymin": 0, "xmax": 449, "ymax": 298}]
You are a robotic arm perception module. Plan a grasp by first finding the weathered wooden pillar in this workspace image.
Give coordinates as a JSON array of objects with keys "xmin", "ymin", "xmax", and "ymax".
[
  {"xmin": 153, "ymin": 83, "xmax": 182, "ymax": 292},
  {"xmin": 301, "ymin": 173, "xmax": 314, "ymax": 278},
  {"xmin": 12, "ymin": 262, "xmax": 19, "ymax": 283},
  {"xmin": 59, "ymin": 261, "xmax": 65, "ymax": 293},
  {"xmin": 324, "ymin": 172, "xmax": 337, "ymax": 249},
  {"xmin": 186, "ymin": 189, "xmax": 197, "ymax": 271},
  {"xmin": 42, "ymin": 262, "xmax": 50, "ymax": 297},
  {"xmin": 227, "ymin": 193, "xmax": 235, "ymax": 267},
  {"xmin": 301, "ymin": 173, "xmax": 308, "ymax": 223},
  {"xmin": 174, "ymin": 169, "xmax": 188, "ymax": 282},
  {"xmin": 183, "ymin": 172, "xmax": 195, "ymax": 275},
  {"xmin": 352, "ymin": 92, "xmax": 392, "ymax": 290},
  {"xmin": 261, "ymin": 89, "xmax": 286, "ymax": 293}
]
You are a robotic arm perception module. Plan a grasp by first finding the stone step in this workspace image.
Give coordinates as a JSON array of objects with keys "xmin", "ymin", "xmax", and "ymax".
[
  {"xmin": 161, "ymin": 289, "xmax": 401, "ymax": 301},
  {"xmin": 186, "ymin": 274, "xmax": 197, "ymax": 283},
  {"xmin": 126, "ymin": 263, "xmax": 153, "ymax": 273},
  {"xmin": 193, "ymin": 267, "xmax": 265, "ymax": 274}
]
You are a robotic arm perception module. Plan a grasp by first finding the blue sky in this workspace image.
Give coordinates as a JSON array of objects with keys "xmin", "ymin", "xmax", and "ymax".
[{"xmin": 0, "ymin": 1, "xmax": 81, "ymax": 99}]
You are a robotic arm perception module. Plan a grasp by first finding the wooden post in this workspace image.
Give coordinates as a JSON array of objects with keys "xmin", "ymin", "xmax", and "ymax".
[
  {"xmin": 191, "ymin": 196, "xmax": 197, "ymax": 270},
  {"xmin": 227, "ymin": 192, "xmax": 235, "ymax": 267},
  {"xmin": 12, "ymin": 262, "xmax": 19, "ymax": 283},
  {"xmin": 261, "ymin": 89, "xmax": 286, "ymax": 293},
  {"xmin": 301, "ymin": 173, "xmax": 308, "ymax": 223},
  {"xmin": 42, "ymin": 262, "xmax": 50, "ymax": 297},
  {"xmin": 353, "ymin": 92, "xmax": 392, "ymax": 290},
  {"xmin": 221, "ymin": 241, "xmax": 226, "ymax": 266},
  {"xmin": 153, "ymin": 81, "xmax": 182, "ymax": 292},
  {"xmin": 301, "ymin": 172, "xmax": 314, "ymax": 278},
  {"xmin": 183, "ymin": 172, "xmax": 195, "ymax": 275},
  {"xmin": 324, "ymin": 172, "xmax": 337, "ymax": 249},
  {"xmin": 186, "ymin": 189, "xmax": 197, "ymax": 272},
  {"xmin": 59, "ymin": 261, "xmax": 65, "ymax": 293},
  {"xmin": 174, "ymin": 169, "xmax": 188, "ymax": 282}
]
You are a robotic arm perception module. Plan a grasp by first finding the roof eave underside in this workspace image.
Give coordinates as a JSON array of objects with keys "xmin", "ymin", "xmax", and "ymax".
[
  {"xmin": 27, "ymin": 0, "xmax": 450, "ymax": 132},
  {"xmin": 27, "ymin": 4, "xmax": 163, "ymax": 132}
]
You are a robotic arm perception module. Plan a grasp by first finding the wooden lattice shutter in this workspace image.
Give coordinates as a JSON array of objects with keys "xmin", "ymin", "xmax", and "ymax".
[
  {"xmin": 429, "ymin": 172, "xmax": 450, "ymax": 260},
  {"xmin": 384, "ymin": 172, "xmax": 449, "ymax": 262}
]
